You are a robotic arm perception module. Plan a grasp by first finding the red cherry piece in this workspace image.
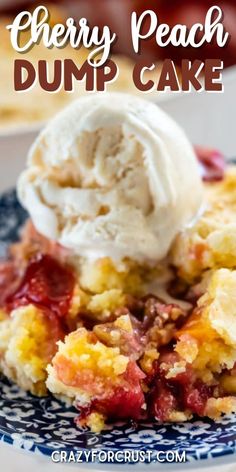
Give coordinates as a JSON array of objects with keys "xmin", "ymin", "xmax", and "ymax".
[
  {"xmin": 76, "ymin": 361, "xmax": 146, "ymax": 422},
  {"xmin": 7, "ymin": 254, "xmax": 75, "ymax": 317},
  {"xmin": 0, "ymin": 261, "xmax": 19, "ymax": 308},
  {"xmin": 148, "ymin": 353, "xmax": 213, "ymax": 420},
  {"xmin": 93, "ymin": 384, "xmax": 145, "ymax": 420},
  {"xmin": 195, "ymin": 145, "xmax": 226, "ymax": 182}
]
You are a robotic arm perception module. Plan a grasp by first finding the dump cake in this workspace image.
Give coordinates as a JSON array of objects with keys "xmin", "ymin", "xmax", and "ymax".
[{"xmin": 0, "ymin": 93, "xmax": 236, "ymax": 433}]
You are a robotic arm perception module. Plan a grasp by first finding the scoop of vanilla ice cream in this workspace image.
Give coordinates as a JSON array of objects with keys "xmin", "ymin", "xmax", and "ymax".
[{"xmin": 17, "ymin": 93, "xmax": 203, "ymax": 263}]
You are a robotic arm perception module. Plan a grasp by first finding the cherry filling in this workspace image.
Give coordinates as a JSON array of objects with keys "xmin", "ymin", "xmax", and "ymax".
[
  {"xmin": 76, "ymin": 362, "xmax": 146, "ymax": 424},
  {"xmin": 76, "ymin": 352, "xmax": 214, "ymax": 426},
  {"xmin": 92, "ymin": 384, "xmax": 145, "ymax": 420},
  {"xmin": 195, "ymin": 146, "xmax": 226, "ymax": 182},
  {"xmin": 182, "ymin": 380, "xmax": 213, "ymax": 416},
  {"xmin": 0, "ymin": 261, "xmax": 19, "ymax": 307},
  {"xmin": 147, "ymin": 354, "xmax": 214, "ymax": 421},
  {"xmin": 6, "ymin": 254, "xmax": 75, "ymax": 318}
]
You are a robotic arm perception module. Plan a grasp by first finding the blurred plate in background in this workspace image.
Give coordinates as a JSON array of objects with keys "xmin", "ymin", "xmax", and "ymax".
[{"xmin": 159, "ymin": 66, "xmax": 236, "ymax": 158}]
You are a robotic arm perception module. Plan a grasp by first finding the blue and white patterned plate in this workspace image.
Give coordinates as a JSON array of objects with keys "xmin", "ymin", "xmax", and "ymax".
[{"xmin": 0, "ymin": 188, "xmax": 236, "ymax": 468}]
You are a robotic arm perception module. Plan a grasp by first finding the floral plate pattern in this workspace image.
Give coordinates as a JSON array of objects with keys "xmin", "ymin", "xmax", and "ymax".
[{"xmin": 0, "ymin": 188, "xmax": 236, "ymax": 466}]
